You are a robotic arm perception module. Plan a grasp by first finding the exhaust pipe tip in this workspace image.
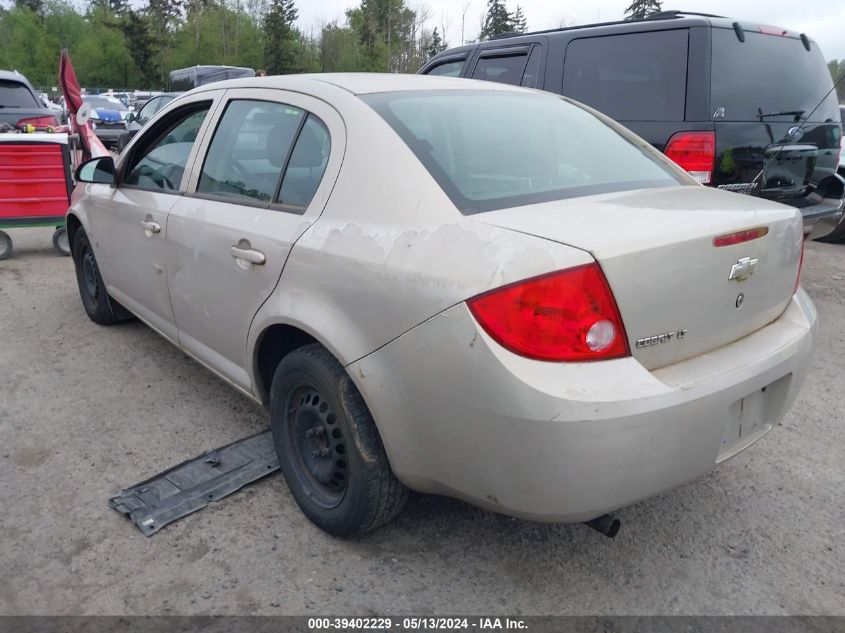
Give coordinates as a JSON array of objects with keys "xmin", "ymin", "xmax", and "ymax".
[{"xmin": 584, "ymin": 514, "xmax": 621, "ymax": 538}]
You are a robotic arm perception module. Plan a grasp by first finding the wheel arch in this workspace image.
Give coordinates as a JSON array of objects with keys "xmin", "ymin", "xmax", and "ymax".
[{"xmin": 65, "ymin": 212, "xmax": 83, "ymax": 249}]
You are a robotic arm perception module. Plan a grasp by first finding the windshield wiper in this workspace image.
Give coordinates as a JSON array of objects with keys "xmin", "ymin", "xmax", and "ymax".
[{"xmin": 757, "ymin": 108, "xmax": 805, "ymax": 122}]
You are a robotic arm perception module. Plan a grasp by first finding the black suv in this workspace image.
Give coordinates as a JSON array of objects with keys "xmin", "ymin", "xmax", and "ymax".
[{"xmin": 420, "ymin": 11, "xmax": 845, "ymax": 241}]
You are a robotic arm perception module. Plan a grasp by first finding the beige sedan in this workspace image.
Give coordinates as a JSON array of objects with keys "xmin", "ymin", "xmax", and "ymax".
[{"xmin": 67, "ymin": 74, "xmax": 816, "ymax": 536}]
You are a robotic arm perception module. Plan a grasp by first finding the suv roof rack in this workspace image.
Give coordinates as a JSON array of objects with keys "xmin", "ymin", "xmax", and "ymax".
[
  {"xmin": 478, "ymin": 10, "xmax": 726, "ymax": 41},
  {"xmin": 645, "ymin": 10, "xmax": 728, "ymax": 20}
]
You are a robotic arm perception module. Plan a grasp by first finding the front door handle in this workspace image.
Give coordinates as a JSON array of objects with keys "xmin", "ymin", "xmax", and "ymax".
[
  {"xmin": 230, "ymin": 244, "xmax": 266, "ymax": 265},
  {"xmin": 141, "ymin": 220, "xmax": 161, "ymax": 234}
]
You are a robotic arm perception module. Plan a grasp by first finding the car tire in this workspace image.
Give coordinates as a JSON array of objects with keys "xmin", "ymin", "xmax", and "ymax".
[
  {"xmin": 71, "ymin": 229, "xmax": 131, "ymax": 325},
  {"xmin": 52, "ymin": 227, "xmax": 71, "ymax": 256},
  {"xmin": 0, "ymin": 230, "xmax": 12, "ymax": 261},
  {"xmin": 269, "ymin": 343, "xmax": 408, "ymax": 536}
]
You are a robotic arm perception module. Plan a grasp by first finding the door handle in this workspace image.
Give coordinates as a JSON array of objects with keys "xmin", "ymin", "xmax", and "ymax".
[
  {"xmin": 230, "ymin": 244, "xmax": 266, "ymax": 265},
  {"xmin": 141, "ymin": 220, "xmax": 161, "ymax": 234}
]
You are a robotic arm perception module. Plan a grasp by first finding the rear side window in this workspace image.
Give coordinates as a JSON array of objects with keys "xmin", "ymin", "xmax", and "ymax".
[
  {"xmin": 520, "ymin": 47, "xmax": 542, "ymax": 87},
  {"xmin": 0, "ymin": 80, "xmax": 40, "ymax": 108},
  {"xmin": 365, "ymin": 91, "xmax": 686, "ymax": 215},
  {"xmin": 562, "ymin": 30, "xmax": 689, "ymax": 121},
  {"xmin": 710, "ymin": 29, "xmax": 839, "ymax": 123},
  {"xmin": 427, "ymin": 60, "xmax": 465, "ymax": 77},
  {"xmin": 198, "ymin": 100, "xmax": 304, "ymax": 204},
  {"xmin": 472, "ymin": 53, "xmax": 529, "ymax": 86},
  {"xmin": 277, "ymin": 115, "xmax": 330, "ymax": 213}
]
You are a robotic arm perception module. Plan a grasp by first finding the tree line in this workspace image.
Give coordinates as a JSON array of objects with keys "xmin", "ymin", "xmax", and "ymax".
[{"xmin": 0, "ymin": 0, "xmax": 458, "ymax": 90}]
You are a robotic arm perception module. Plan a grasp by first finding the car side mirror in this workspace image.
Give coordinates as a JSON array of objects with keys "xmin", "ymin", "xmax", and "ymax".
[
  {"xmin": 127, "ymin": 112, "xmax": 136, "ymax": 123},
  {"xmin": 76, "ymin": 156, "xmax": 115, "ymax": 185}
]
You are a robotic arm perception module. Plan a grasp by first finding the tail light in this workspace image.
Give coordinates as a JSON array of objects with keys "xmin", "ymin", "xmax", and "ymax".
[
  {"xmin": 793, "ymin": 239, "xmax": 804, "ymax": 294},
  {"xmin": 665, "ymin": 131, "xmax": 715, "ymax": 184},
  {"xmin": 467, "ymin": 263, "xmax": 630, "ymax": 362},
  {"xmin": 16, "ymin": 115, "xmax": 59, "ymax": 131}
]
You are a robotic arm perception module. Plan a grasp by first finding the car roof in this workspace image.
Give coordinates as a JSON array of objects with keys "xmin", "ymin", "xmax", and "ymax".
[
  {"xmin": 191, "ymin": 72, "xmax": 530, "ymax": 97},
  {"xmin": 0, "ymin": 69, "xmax": 32, "ymax": 85}
]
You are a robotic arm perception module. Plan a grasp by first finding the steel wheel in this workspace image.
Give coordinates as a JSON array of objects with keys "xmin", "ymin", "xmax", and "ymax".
[
  {"xmin": 285, "ymin": 384, "xmax": 348, "ymax": 509},
  {"xmin": 53, "ymin": 227, "xmax": 71, "ymax": 256}
]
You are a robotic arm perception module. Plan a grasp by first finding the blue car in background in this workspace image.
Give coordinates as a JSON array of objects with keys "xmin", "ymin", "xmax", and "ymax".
[{"xmin": 82, "ymin": 95, "xmax": 129, "ymax": 149}]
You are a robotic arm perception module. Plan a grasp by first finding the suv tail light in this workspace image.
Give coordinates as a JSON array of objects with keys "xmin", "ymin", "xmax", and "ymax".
[
  {"xmin": 665, "ymin": 131, "xmax": 715, "ymax": 184},
  {"xmin": 16, "ymin": 115, "xmax": 59, "ymax": 131},
  {"xmin": 467, "ymin": 263, "xmax": 630, "ymax": 362},
  {"xmin": 794, "ymin": 239, "xmax": 804, "ymax": 294}
]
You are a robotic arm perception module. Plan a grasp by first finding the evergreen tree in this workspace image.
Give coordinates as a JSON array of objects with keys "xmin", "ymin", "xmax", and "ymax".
[
  {"xmin": 263, "ymin": 0, "xmax": 298, "ymax": 74},
  {"xmin": 623, "ymin": 0, "xmax": 663, "ymax": 21},
  {"xmin": 15, "ymin": 0, "xmax": 44, "ymax": 14},
  {"xmin": 120, "ymin": 9, "xmax": 158, "ymax": 85},
  {"xmin": 479, "ymin": 0, "xmax": 511, "ymax": 40},
  {"xmin": 510, "ymin": 5, "xmax": 527, "ymax": 33},
  {"xmin": 426, "ymin": 26, "xmax": 445, "ymax": 59}
]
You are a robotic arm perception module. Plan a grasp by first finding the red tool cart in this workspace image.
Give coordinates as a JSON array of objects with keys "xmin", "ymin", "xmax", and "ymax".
[{"xmin": 0, "ymin": 132, "xmax": 73, "ymax": 260}]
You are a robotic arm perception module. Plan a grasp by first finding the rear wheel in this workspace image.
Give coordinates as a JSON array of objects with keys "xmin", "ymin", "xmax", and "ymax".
[
  {"xmin": 0, "ymin": 231, "xmax": 11, "ymax": 261},
  {"xmin": 53, "ymin": 227, "xmax": 71, "ymax": 256},
  {"xmin": 71, "ymin": 229, "xmax": 130, "ymax": 325},
  {"xmin": 269, "ymin": 343, "xmax": 408, "ymax": 536}
]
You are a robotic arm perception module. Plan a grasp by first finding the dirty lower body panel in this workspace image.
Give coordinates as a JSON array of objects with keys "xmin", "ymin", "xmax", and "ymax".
[{"xmin": 110, "ymin": 430, "xmax": 280, "ymax": 536}]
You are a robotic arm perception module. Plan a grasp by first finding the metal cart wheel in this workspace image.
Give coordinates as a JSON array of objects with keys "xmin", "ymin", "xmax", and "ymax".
[
  {"xmin": 0, "ymin": 230, "xmax": 12, "ymax": 261},
  {"xmin": 53, "ymin": 227, "xmax": 71, "ymax": 256}
]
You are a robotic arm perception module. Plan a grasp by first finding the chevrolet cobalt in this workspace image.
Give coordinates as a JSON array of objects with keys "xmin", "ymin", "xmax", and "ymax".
[{"xmin": 68, "ymin": 74, "xmax": 816, "ymax": 536}]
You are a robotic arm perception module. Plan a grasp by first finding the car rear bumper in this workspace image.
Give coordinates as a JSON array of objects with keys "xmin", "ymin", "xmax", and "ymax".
[
  {"xmin": 92, "ymin": 127, "xmax": 126, "ymax": 147},
  {"xmin": 350, "ymin": 290, "xmax": 817, "ymax": 522}
]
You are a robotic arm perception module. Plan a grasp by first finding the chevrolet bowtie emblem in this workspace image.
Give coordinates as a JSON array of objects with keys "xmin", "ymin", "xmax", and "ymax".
[{"xmin": 729, "ymin": 256, "xmax": 758, "ymax": 282}]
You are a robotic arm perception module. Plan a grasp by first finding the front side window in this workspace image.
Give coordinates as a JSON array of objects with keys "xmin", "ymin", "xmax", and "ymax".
[
  {"xmin": 198, "ymin": 100, "xmax": 304, "ymax": 204},
  {"xmin": 124, "ymin": 103, "xmax": 210, "ymax": 191},
  {"xmin": 563, "ymin": 30, "xmax": 689, "ymax": 121},
  {"xmin": 520, "ymin": 46, "xmax": 542, "ymax": 87},
  {"xmin": 427, "ymin": 60, "xmax": 465, "ymax": 77},
  {"xmin": 365, "ymin": 90, "xmax": 687, "ymax": 214},
  {"xmin": 472, "ymin": 54, "xmax": 529, "ymax": 86}
]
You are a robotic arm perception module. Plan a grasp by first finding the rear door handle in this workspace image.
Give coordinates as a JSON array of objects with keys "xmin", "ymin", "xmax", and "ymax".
[
  {"xmin": 141, "ymin": 220, "xmax": 161, "ymax": 234},
  {"xmin": 230, "ymin": 244, "xmax": 266, "ymax": 265}
]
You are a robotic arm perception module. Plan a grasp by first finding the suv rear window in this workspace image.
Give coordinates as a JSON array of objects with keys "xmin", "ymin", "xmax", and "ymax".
[
  {"xmin": 562, "ymin": 30, "xmax": 689, "ymax": 121},
  {"xmin": 0, "ymin": 80, "xmax": 40, "ymax": 108},
  {"xmin": 711, "ymin": 29, "xmax": 839, "ymax": 123},
  {"xmin": 365, "ymin": 91, "xmax": 686, "ymax": 214}
]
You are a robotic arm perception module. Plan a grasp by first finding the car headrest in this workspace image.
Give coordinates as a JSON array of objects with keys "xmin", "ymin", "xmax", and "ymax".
[{"xmin": 290, "ymin": 125, "xmax": 324, "ymax": 169}]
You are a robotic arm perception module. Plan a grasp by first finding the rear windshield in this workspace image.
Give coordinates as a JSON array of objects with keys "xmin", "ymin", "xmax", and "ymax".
[
  {"xmin": 711, "ymin": 29, "xmax": 839, "ymax": 123},
  {"xmin": 0, "ymin": 80, "xmax": 40, "ymax": 108},
  {"xmin": 364, "ymin": 91, "xmax": 686, "ymax": 214}
]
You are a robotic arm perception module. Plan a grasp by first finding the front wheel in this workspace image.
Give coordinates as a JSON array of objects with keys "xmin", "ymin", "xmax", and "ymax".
[
  {"xmin": 71, "ymin": 229, "xmax": 128, "ymax": 325},
  {"xmin": 270, "ymin": 343, "xmax": 408, "ymax": 536}
]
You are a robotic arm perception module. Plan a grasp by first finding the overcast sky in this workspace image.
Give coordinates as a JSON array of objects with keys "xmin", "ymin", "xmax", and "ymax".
[{"xmin": 296, "ymin": 0, "xmax": 845, "ymax": 61}]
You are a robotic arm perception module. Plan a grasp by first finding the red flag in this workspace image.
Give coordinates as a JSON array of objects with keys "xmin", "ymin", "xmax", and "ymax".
[{"xmin": 58, "ymin": 48, "xmax": 108, "ymax": 161}]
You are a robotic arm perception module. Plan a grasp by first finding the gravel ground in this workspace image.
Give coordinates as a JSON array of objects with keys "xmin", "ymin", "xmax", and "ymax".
[{"xmin": 0, "ymin": 227, "xmax": 843, "ymax": 616}]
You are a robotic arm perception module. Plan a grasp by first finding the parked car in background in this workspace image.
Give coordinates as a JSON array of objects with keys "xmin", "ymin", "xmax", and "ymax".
[
  {"xmin": 818, "ymin": 104, "xmax": 845, "ymax": 242},
  {"xmin": 167, "ymin": 65, "xmax": 254, "ymax": 92},
  {"xmin": 0, "ymin": 70, "xmax": 62, "ymax": 131},
  {"xmin": 68, "ymin": 74, "xmax": 815, "ymax": 537},
  {"xmin": 420, "ymin": 11, "xmax": 844, "ymax": 240},
  {"xmin": 82, "ymin": 95, "xmax": 130, "ymax": 148},
  {"xmin": 116, "ymin": 92, "xmax": 180, "ymax": 152}
]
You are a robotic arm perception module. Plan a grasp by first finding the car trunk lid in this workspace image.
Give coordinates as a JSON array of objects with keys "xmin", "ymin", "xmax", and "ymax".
[{"xmin": 476, "ymin": 186, "xmax": 803, "ymax": 370}]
